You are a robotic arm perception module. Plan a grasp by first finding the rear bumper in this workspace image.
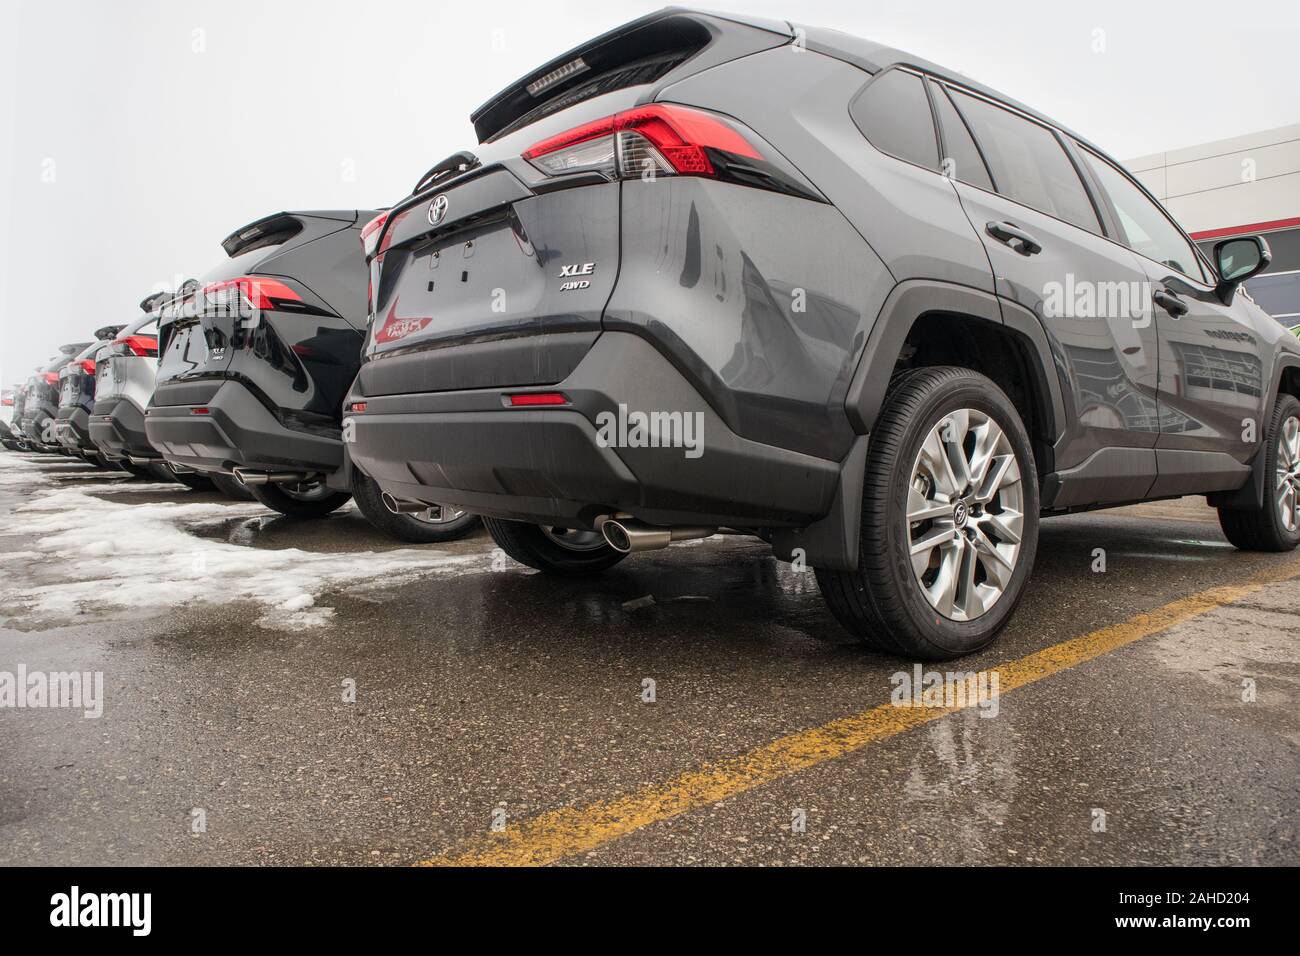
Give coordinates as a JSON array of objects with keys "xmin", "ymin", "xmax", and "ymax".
[
  {"xmin": 145, "ymin": 381, "xmax": 343, "ymax": 474},
  {"xmin": 349, "ymin": 332, "xmax": 841, "ymax": 529},
  {"xmin": 20, "ymin": 406, "xmax": 58, "ymax": 449},
  {"xmin": 90, "ymin": 398, "xmax": 156, "ymax": 461},
  {"xmin": 55, "ymin": 407, "xmax": 94, "ymax": 453}
]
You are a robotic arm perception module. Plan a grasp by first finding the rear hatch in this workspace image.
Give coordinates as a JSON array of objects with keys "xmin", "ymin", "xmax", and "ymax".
[
  {"xmin": 357, "ymin": 9, "xmax": 792, "ymax": 397},
  {"xmin": 60, "ymin": 338, "xmax": 114, "ymax": 411},
  {"xmin": 155, "ymin": 211, "xmax": 362, "ymax": 408},
  {"xmin": 97, "ymin": 315, "xmax": 159, "ymax": 405}
]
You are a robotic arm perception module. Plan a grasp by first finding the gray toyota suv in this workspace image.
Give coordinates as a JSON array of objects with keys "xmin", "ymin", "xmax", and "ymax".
[{"xmin": 347, "ymin": 9, "xmax": 1300, "ymax": 659}]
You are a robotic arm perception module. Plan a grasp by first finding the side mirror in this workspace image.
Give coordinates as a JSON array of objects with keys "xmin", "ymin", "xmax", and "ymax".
[{"xmin": 1214, "ymin": 235, "xmax": 1271, "ymax": 302}]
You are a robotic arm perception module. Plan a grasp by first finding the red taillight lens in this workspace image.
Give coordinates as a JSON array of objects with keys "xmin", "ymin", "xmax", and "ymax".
[
  {"xmin": 1, "ymin": 397, "xmax": 12, "ymax": 407},
  {"xmin": 348, "ymin": 402, "xmax": 368, "ymax": 413},
  {"xmin": 115, "ymin": 335, "xmax": 158, "ymax": 357},
  {"xmin": 191, "ymin": 407, "xmax": 211, "ymax": 416},
  {"xmin": 79, "ymin": 359, "xmax": 96, "ymax": 375},
  {"xmin": 42, "ymin": 372, "xmax": 59, "ymax": 385},
  {"xmin": 360, "ymin": 212, "xmax": 390, "ymax": 259},
  {"xmin": 522, "ymin": 104, "xmax": 762, "ymax": 180},
  {"xmin": 201, "ymin": 276, "xmax": 302, "ymax": 313},
  {"xmin": 507, "ymin": 392, "xmax": 568, "ymax": 407}
]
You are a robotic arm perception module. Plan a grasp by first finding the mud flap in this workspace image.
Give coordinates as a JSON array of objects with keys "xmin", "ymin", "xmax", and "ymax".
[{"xmin": 769, "ymin": 435, "xmax": 868, "ymax": 572}]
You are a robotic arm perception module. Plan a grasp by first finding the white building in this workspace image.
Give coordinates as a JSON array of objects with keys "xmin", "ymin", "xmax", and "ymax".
[{"xmin": 1127, "ymin": 124, "xmax": 1300, "ymax": 325}]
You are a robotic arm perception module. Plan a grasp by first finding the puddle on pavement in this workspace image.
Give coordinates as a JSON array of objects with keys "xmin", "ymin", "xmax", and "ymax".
[{"xmin": 188, "ymin": 509, "xmax": 492, "ymax": 554}]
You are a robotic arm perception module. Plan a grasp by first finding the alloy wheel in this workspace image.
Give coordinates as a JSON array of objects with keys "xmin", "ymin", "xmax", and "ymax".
[
  {"xmin": 907, "ymin": 408, "xmax": 1025, "ymax": 622},
  {"xmin": 1276, "ymin": 415, "xmax": 1300, "ymax": 533}
]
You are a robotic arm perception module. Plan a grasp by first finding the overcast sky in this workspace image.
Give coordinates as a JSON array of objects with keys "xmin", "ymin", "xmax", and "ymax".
[{"xmin": 2, "ymin": 0, "xmax": 1298, "ymax": 384}]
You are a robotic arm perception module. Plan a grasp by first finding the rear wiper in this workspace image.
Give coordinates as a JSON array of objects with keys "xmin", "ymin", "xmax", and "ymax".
[{"xmin": 411, "ymin": 150, "xmax": 480, "ymax": 195}]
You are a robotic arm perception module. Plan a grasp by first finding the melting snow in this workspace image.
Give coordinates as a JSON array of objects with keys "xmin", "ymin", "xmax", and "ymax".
[{"xmin": 0, "ymin": 453, "xmax": 489, "ymax": 628}]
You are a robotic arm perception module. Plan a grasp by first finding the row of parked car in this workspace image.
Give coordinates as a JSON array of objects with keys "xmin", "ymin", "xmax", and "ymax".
[
  {"xmin": 0, "ymin": 217, "xmax": 477, "ymax": 543},
  {"xmin": 6, "ymin": 8, "xmax": 1300, "ymax": 660}
]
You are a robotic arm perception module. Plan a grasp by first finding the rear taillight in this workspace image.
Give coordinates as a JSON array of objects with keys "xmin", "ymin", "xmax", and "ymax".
[
  {"xmin": 523, "ymin": 104, "xmax": 762, "ymax": 180},
  {"xmin": 348, "ymin": 402, "xmax": 368, "ymax": 413},
  {"xmin": 2, "ymin": 397, "xmax": 13, "ymax": 407},
  {"xmin": 114, "ymin": 335, "xmax": 158, "ymax": 358},
  {"xmin": 360, "ymin": 212, "xmax": 389, "ymax": 258},
  {"xmin": 201, "ymin": 276, "xmax": 302, "ymax": 313},
  {"xmin": 79, "ymin": 359, "xmax": 96, "ymax": 375},
  {"xmin": 42, "ymin": 372, "xmax": 59, "ymax": 385}
]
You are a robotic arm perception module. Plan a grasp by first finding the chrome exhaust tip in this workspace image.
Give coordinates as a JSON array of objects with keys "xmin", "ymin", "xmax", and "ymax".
[
  {"xmin": 232, "ymin": 468, "xmax": 312, "ymax": 487},
  {"xmin": 600, "ymin": 518, "xmax": 716, "ymax": 554},
  {"xmin": 381, "ymin": 491, "xmax": 432, "ymax": 515}
]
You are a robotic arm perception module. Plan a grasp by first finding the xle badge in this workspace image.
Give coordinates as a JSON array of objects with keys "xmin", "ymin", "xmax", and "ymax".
[{"xmin": 558, "ymin": 262, "xmax": 595, "ymax": 292}]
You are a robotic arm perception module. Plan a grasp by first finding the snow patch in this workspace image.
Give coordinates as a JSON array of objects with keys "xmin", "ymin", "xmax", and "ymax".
[{"xmin": 0, "ymin": 453, "xmax": 490, "ymax": 628}]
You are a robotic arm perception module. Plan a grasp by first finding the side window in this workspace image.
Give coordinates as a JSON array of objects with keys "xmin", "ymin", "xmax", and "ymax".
[
  {"xmin": 1079, "ymin": 149, "xmax": 1206, "ymax": 282},
  {"xmin": 929, "ymin": 81, "xmax": 993, "ymax": 191},
  {"xmin": 948, "ymin": 89, "xmax": 1101, "ymax": 235},
  {"xmin": 851, "ymin": 69, "xmax": 939, "ymax": 171}
]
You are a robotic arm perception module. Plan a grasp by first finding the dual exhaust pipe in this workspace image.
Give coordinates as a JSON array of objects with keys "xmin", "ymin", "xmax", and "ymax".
[{"xmin": 599, "ymin": 517, "xmax": 716, "ymax": 554}]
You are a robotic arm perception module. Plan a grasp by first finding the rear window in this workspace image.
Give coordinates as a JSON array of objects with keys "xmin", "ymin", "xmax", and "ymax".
[{"xmin": 851, "ymin": 69, "xmax": 939, "ymax": 170}]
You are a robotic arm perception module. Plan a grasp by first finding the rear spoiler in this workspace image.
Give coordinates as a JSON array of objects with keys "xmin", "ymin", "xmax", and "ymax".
[
  {"xmin": 93, "ymin": 324, "xmax": 126, "ymax": 340},
  {"xmin": 470, "ymin": 9, "xmax": 723, "ymax": 143},
  {"xmin": 221, "ymin": 212, "xmax": 306, "ymax": 258},
  {"xmin": 57, "ymin": 343, "xmax": 83, "ymax": 356},
  {"xmin": 139, "ymin": 291, "xmax": 169, "ymax": 312}
]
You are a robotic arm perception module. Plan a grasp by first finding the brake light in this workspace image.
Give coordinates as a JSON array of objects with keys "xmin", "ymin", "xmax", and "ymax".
[
  {"xmin": 507, "ymin": 392, "xmax": 568, "ymax": 407},
  {"xmin": 79, "ymin": 359, "xmax": 96, "ymax": 375},
  {"xmin": 114, "ymin": 335, "xmax": 158, "ymax": 357},
  {"xmin": 191, "ymin": 407, "xmax": 211, "ymax": 416},
  {"xmin": 201, "ymin": 276, "xmax": 302, "ymax": 313},
  {"xmin": 42, "ymin": 372, "xmax": 59, "ymax": 385},
  {"xmin": 523, "ymin": 104, "xmax": 762, "ymax": 180},
  {"xmin": 1, "ymin": 397, "xmax": 12, "ymax": 407},
  {"xmin": 349, "ymin": 402, "xmax": 368, "ymax": 413},
  {"xmin": 360, "ymin": 212, "xmax": 389, "ymax": 258}
]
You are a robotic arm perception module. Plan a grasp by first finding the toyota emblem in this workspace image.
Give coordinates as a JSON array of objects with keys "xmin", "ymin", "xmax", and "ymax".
[{"xmin": 428, "ymin": 194, "xmax": 449, "ymax": 226}]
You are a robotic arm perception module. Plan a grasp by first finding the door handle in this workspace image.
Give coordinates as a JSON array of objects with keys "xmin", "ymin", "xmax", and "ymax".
[
  {"xmin": 1153, "ymin": 289, "xmax": 1189, "ymax": 317},
  {"xmin": 985, "ymin": 221, "xmax": 1043, "ymax": 255}
]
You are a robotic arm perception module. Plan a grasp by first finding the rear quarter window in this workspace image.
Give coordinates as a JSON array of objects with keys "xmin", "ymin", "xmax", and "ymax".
[{"xmin": 851, "ymin": 69, "xmax": 940, "ymax": 171}]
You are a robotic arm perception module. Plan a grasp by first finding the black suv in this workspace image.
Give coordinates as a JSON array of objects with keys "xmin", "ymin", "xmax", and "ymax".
[
  {"xmin": 347, "ymin": 9, "xmax": 1300, "ymax": 658},
  {"xmin": 145, "ymin": 210, "xmax": 477, "ymax": 541}
]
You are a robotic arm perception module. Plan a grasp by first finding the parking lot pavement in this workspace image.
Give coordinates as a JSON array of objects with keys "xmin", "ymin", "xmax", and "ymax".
[{"xmin": 1, "ymin": 452, "xmax": 1297, "ymax": 866}]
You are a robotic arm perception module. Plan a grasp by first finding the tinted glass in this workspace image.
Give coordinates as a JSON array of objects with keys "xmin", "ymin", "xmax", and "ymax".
[
  {"xmin": 1080, "ymin": 149, "xmax": 1206, "ymax": 281},
  {"xmin": 949, "ymin": 89, "xmax": 1100, "ymax": 234},
  {"xmin": 930, "ymin": 82, "xmax": 993, "ymax": 191},
  {"xmin": 852, "ymin": 69, "xmax": 939, "ymax": 170}
]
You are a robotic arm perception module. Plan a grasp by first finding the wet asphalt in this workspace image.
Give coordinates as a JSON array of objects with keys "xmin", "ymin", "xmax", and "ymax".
[{"xmin": 0, "ymin": 454, "xmax": 1296, "ymax": 866}]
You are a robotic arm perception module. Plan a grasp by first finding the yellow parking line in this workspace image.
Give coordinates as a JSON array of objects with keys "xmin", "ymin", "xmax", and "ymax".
[{"xmin": 420, "ymin": 558, "xmax": 1300, "ymax": 867}]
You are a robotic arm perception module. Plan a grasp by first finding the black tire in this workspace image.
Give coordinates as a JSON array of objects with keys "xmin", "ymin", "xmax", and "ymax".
[
  {"xmin": 350, "ymin": 471, "xmax": 480, "ymax": 543},
  {"xmin": 816, "ymin": 366, "xmax": 1040, "ymax": 660},
  {"xmin": 248, "ymin": 480, "xmax": 352, "ymax": 518},
  {"xmin": 147, "ymin": 461, "xmax": 180, "ymax": 483},
  {"xmin": 119, "ymin": 462, "xmax": 156, "ymax": 481},
  {"xmin": 211, "ymin": 473, "xmax": 256, "ymax": 501},
  {"xmin": 1218, "ymin": 393, "xmax": 1300, "ymax": 552},
  {"xmin": 166, "ymin": 468, "xmax": 215, "ymax": 492},
  {"xmin": 482, "ymin": 517, "xmax": 626, "ymax": 574}
]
